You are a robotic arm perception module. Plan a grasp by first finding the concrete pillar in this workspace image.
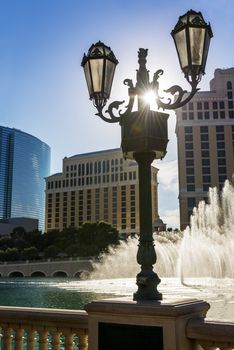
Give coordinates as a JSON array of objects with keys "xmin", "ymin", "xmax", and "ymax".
[{"xmin": 85, "ymin": 298, "xmax": 209, "ymax": 350}]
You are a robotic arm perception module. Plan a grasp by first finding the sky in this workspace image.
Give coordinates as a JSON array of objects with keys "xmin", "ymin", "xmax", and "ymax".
[{"xmin": 0, "ymin": 0, "xmax": 233, "ymax": 228}]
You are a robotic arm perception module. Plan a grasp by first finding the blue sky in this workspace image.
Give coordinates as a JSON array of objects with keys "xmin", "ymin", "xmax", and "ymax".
[{"xmin": 0, "ymin": 0, "xmax": 233, "ymax": 228}]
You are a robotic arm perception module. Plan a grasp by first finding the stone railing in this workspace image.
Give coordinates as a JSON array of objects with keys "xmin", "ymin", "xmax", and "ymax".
[
  {"xmin": 0, "ymin": 306, "xmax": 88, "ymax": 350},
  {"xmin": 0, "ymin": 305, "xmax": 234, "ymax": 350},
  {"xmin": 187, "ymin": 318, "xmax": 234, "ymax": 350}
]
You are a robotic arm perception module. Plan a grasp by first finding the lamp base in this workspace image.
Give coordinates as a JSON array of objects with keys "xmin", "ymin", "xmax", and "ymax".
[{"xmin": 133, "ymin": 270, "xmax": 162, "ymax": 301}]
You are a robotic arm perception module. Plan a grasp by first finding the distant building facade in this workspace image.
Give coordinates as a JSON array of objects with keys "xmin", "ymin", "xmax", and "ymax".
[
  {"xmin": 45, "ymin": 148, "xmax": 159, "ymax": 236},
  {"xmin": 0, "ymin": 217, "xmax": 38, "ymax": 236},
  {"xmin": 0, "ymin": 126, "xmax": 50, "ymax": 230},
  {"xmin": 176, "ymin": 68, "xmax": 234, "ymax": 229}
]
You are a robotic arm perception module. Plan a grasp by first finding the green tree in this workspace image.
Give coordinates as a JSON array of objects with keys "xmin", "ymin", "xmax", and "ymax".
[
  {"xmin": 22, "ymin": 246, "xmax": 39, "ymax": 260},
  {"xmin": 5, "ymin": 247, "xmax": 20, "ymax": 261},
  {"xmin": 44, "ymin": 245, "xmax": 60, "ymax": 259},
  {"xmin": 0, "ymin": 250, "xmax": 6, "ymax": 261}
]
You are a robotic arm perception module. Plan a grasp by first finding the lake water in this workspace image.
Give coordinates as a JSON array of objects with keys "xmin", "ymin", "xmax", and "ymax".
[{"xmin": 0, "ymin": 277, "xmax": 233, "ymax": 322}]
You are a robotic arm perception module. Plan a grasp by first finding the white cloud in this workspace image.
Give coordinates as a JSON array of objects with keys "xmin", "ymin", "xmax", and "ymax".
[
  {"xmin": 157, "ymin": 159, "xmax": 178, "ymax": 193},
  {"xmin": 161, "ymin": 208, "xmax": 180, "ymax": 229}
]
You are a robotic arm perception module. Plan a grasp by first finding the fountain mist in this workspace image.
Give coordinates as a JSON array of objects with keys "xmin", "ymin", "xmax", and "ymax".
[{"xmin": 91, "ymin": 180, "xmax": 234, "ymax": 280}]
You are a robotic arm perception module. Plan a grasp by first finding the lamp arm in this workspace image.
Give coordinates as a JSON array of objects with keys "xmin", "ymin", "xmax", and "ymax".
[
  {"xmin": 119, "ymin": 79, "xmax": 136, "ymax": 118},
  {"xmin": 152, "ymin": 70, "xmax": 199, "ymax": 110},
  {"xmin": 95, "ymin": 101, "xmax": 124, "ymax": 123},
  {"xmin": 94, "ymin": 78, "xmax": 136, "ymax": 122}
]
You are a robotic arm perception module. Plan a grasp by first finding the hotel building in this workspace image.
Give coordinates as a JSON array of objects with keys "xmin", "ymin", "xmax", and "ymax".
[
  {"xmin": 176, "ymin": 68, "xmax": 234, "ymax": 229},
  {"xmin": 45, "ymin": 148, "xmax": 159, "ymax": 236},
  {"xmin": 0, "ymin": 126, "xmax": 50, "ymax": 230}
]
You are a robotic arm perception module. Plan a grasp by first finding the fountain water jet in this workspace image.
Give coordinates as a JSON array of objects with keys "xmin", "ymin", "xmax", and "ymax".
[{"xmin": 91, "ymin": 180, "xmax": 234, "ymax": 281}]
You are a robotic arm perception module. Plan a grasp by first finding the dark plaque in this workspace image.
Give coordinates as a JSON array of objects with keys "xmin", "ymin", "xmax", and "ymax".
[{"xmin": 99, "ymin": 322, "xmax": 163, "ymax": 350}]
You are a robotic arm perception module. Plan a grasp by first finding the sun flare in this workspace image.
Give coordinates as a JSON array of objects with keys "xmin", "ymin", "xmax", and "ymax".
[{"xmin": 143, "ymin": 90, "xmax": 156, "ymax": 106}]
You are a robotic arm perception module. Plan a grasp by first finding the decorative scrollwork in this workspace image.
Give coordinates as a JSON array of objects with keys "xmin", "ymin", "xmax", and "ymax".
[
  {"xmin": 95, "ymin": 100, "xmax": 125, "ymax": 123},
  {"xmin": 152, "ymin": 69, "xmax": 199, "ymax": 110},
  {"xmin": 93, "ymin": 47, "xmax": 201, "ymax": 121}
]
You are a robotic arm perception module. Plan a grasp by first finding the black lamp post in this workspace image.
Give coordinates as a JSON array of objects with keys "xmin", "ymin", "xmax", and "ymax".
[{"xmin": 81, "ymin": 9, "xmax": 212, "ymax": 301}]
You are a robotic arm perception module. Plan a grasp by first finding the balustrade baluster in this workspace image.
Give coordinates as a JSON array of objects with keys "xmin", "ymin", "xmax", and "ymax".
[
  {"xmin": 14, "ymin": 328, "xmax": 24, "ymax": 350},
  {"xmin": 26, "ymin": 329, "xmax": 36, "ymax": 350},
  {"xmin": 38, "ymin": 329, "xmax": 48, "ymax": 350},
  {"xmin": 3, "ymin": 327, "xmax": 12, "ymax": 350},
  {"xmin": 64, "ymin": 332, "xmax": 74, "ymax": 350},
  {"xmin": 51, "ymin": 331, "xmax": 61, "ymax": 350},
  {"xmin": 78, "ymin": 333, "xmax": 88, "ymax": 350}
]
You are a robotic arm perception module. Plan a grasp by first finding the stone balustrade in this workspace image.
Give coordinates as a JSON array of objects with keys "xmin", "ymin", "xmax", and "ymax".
[
  {"xmin": 0, "ymin": 306, "xmax": 88, "ymax": 350},
  {"xmin": 187, "ymin": 318, "xmax": 234, "ymax": 350},
  {"xmin": 0, "ymin": 305, "xmax": 233, "ymax": 349}
]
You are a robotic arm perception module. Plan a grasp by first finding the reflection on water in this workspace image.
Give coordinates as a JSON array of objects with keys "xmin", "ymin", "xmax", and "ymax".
[{"xmin": 0, "ymin": 277, "xmax": 233, "ymax": 322}]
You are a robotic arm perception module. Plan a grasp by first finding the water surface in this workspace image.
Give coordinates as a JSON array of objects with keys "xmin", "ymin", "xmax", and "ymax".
[{"xmin": 0, "ymin": 277, "xmax": 233, "ymax": 322}]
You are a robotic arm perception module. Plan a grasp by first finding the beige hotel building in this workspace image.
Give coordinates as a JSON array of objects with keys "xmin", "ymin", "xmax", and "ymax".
[
  {"xmin": 176, "ymin": 68, "xmax": 234, "ymax": 229},
  {"xmin": 45, "ymin": 148, "xmax": 159, "ymax": 236}
]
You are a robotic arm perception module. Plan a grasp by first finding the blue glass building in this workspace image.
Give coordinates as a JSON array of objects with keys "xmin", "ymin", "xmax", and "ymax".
[{"xmin": 0, "ymin": 126, "xmax": 50, "ymax": 231}]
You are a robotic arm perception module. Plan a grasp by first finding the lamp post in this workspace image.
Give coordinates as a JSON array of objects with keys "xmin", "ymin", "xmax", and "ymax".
[{"xmin": 81, "ymin": 9, "xmax": 212, "ymax": 301}]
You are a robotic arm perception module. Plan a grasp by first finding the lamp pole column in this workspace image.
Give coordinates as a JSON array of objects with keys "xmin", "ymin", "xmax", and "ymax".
[
  {"xmin": 133, "ymin": 152, "xmax": 162, "ymax": 301},
  {"xmin": 133, "ymin": 49, "xmax": 162, "ymax": 301}
]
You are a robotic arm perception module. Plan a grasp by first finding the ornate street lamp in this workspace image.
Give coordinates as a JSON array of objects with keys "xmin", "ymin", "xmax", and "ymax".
[{"xmin": 81, "ymin": 9, "xmax": 212, "ymax": 301}]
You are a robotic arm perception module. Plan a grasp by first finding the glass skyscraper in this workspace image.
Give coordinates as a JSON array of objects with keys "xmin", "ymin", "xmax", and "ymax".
[{"xmin": 0, "ymin": 126, "xmax": 50, "ymax": 231}]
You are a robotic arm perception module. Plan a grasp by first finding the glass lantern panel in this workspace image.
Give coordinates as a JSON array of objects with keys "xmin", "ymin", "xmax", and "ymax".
[
  {"xmin": 90, "ymin": 58, "xmax": 104, "ymax": 93},
  {"xmin": 104, "ymin": 60, "xmax": 116, "ymax": 98},
  {"xmin": 189, "ymin": 27, "xmax": 205, "ymax": 65},
  {"xmin": 83, "ymin": 62, "xmax": 93, "ymax": 97},
  {"xmin": 174, "ymin": 29, "xmax": 188, "ymax": 69},
  {"xmin": 202, "ymin": 30, "xmax": 211, "ymax": 71}
]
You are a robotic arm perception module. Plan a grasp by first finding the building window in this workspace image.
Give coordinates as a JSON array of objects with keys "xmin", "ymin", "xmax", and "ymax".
[
  {"xmin": 187, "ymin": 197, "xmax": 196, "ymax": 209},
  {"xmin": 186, "ymin": 159, "xmax": 194, "ymax": 166},
  {"xmin": 200, "ymin": 126, "xmax": 208, "ymax": 133},
  {"xmin": 201, "ymin": 142, "xmax": 209, "ymax": 149},
  {"xmin": 204, "ymin": 111, "xmax": 210, "ymax": 119},
  {"xmin": 213, "ymin": 101, "xmax": 218, "ymax": 109},
  {"xmin": 187, "ymin": 185, "xmax": 195, "ymax": 191},
  {"xmin": 213, "ymin": 111, "xmax": 218, "ymax": 119},
  {"xmin": 217, "ymin": 142, "xmax": 225, "ymax": 149},
  {"xmin": 198, "ymin": 112, "xmax": 203, "ymax": 120},
  {"xmin": 219, "ymin": 175, "xmax": 227, "ymax": 183},
  {"xmin": 203, "ymin": 175, "xmax": 211, "ymax": 183},
  {"xmin": 186, "ymin": 168, "xmax": 194, "ymax": 174},
  {"xmin": 182, "ymin": 113, "xmax": 187, "ymax": 120},
  {"xmin": 197, "ymin": 102, "xmax": 202, "ymax": 110},
  {"xmin": 185, "ymin": 134, "xmax": 193, "ymax": 141},
  {"xmin": 229, "ymin": 111, "xmax": 234, "ymax": 118},
  {"xmin": 185, "ymin": 151, "xmax": 194, "ymax": 158},
  {"xmin": 203, "ymin": 184, "xmax": 210, "ymax": 192},
  {"xmin": 187, "ymin": 176, "xmax": 195, "ymax": 183},
  {"xmin": 216, "ymin": 134, "xmax": 224, "ymax": 141},
  {"xmin": 228, "ymin": 91, "xmax": 233, "ymax": 100},
  {"xmin": 219, "ymin": 101, "xmax": 225, "ymax": 109},
  {"xmin": 201, "ymin": 150, "xmax": 209, "ymax": 157},
  {"xmin": 227, "ymin": 81, "xmax": 232, "ymax": 90},
  {"xmin": 204, "ymin": 101, "xmax": 209, "ymax": 109},
  {"xmin": 218, "ymin": 167, "xmax": 227, "ymax": 174},
  {"xmin": 201, "ymin": 134, "xmax": 208, "ymax": 141},
  {"xmin": 202, "ymin": 159, "xmax": 210, "ymax": 165},
  {"xmin": 217, "ymin": 150, "xmax": 225, "ymax": 157},
  {"xmin": 202, "ymin": 167, "xmax": 210, "ymax": 174},
  {"xmin": 184, "ymin": 126, "xmax": 192, "ymax": 133},
  {"xmin": 220, "ymin": 111, "xmax": 225, "ymax": 119},
  {"xmin": 188, "ymin": 102, "xmax": 194, "ymax": 110},
  {"xmin": 216, "ymin": 125, "xmax": 224, "ymax": 132},
  {"xmin": 185, "ymin": 143, "xmax": 193, "ymax": 150},
  {"xmin": 189, "ymin": 112, "xmax": 194, "ymax": 120},
  {"xmin": 228, "ymin": 101, "xmax": 233, "ymax": 109},
  {"xmin": 218, "ymin": 158, "xmax": 226, "ymax": 165}
]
